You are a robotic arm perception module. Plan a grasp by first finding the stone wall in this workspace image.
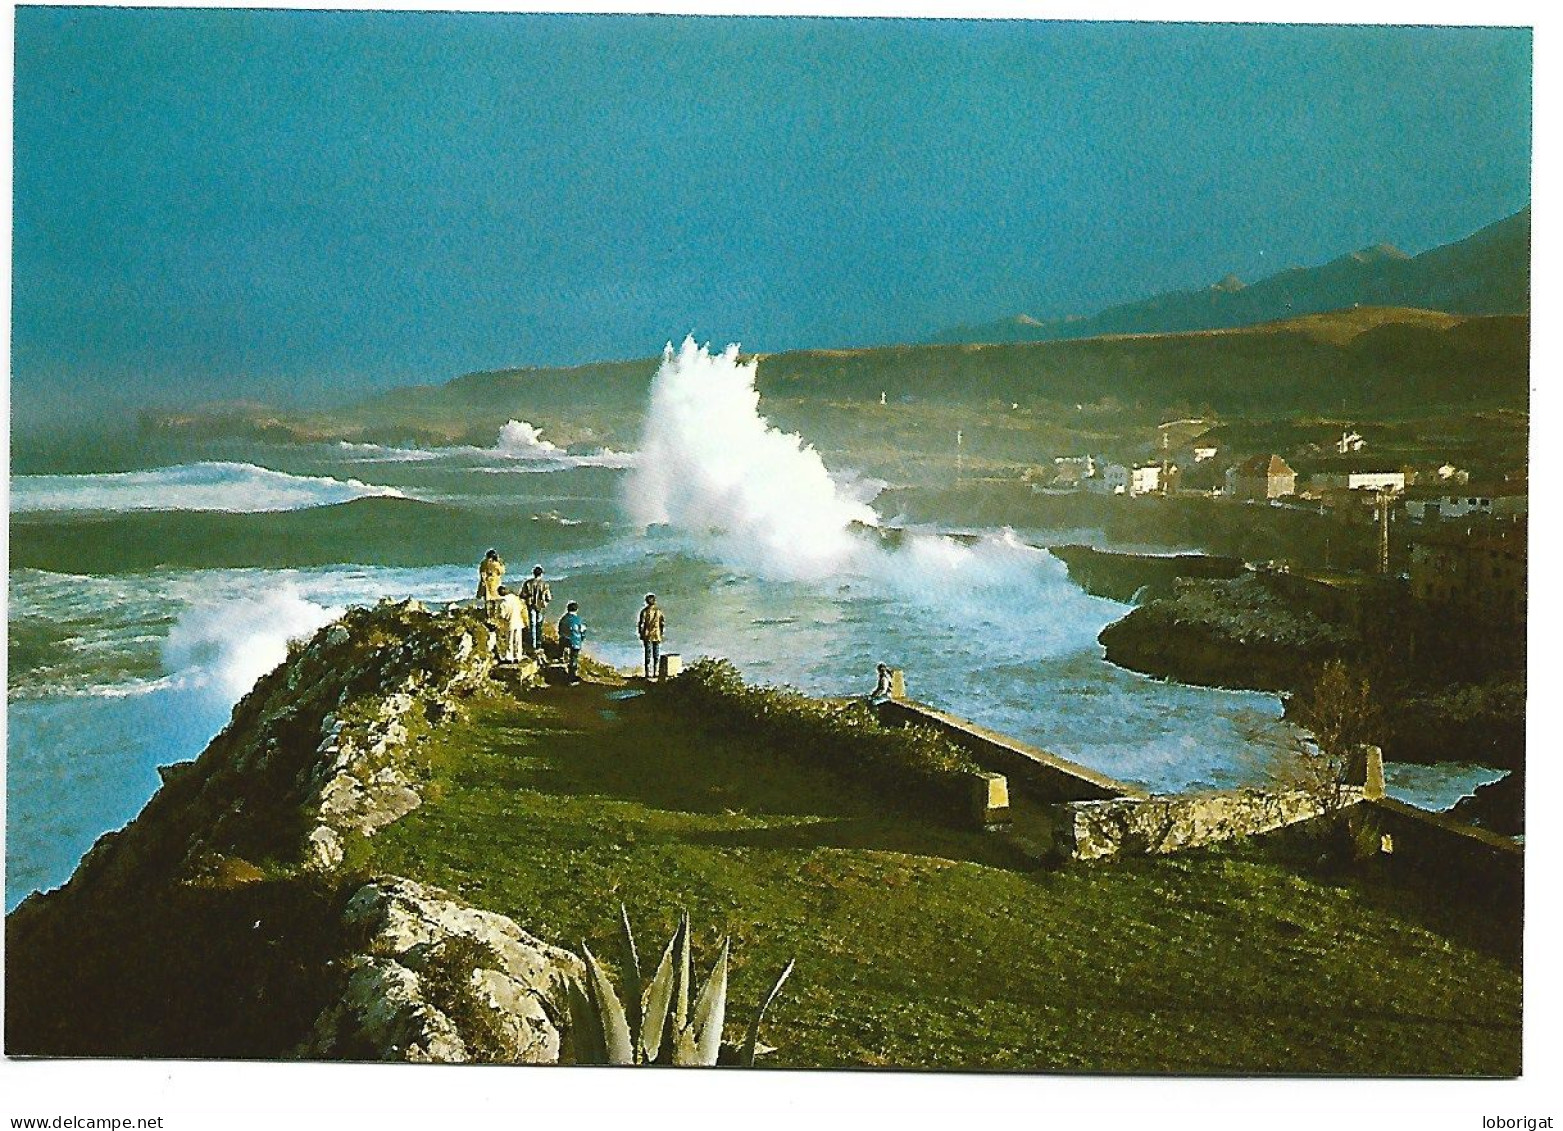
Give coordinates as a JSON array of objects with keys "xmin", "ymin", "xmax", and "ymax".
[
  {"xmin": 875, "ymin": 698, "xmax": 1146, "ymax": 803},
  {"xmin": 1350, "ymin": 796, "xmax": 1524, "ymax": 903},
  {"xmin": 1043, "ymin": 788, "xmax": 1355, "ymax": 862}
]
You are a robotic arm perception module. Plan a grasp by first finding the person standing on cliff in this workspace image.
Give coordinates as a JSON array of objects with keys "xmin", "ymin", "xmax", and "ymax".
[
  {"xmin": 637, "ymin": 593, "xmax": 666, "ymax": 679},
  {"xmin": 493, "ymin": 586, "xmax": 525, "ymax": 663},
  {"xmin": 519, "ymin": 565, "xmax": 552, "ymax": 655},
  {"xmin": 558, "ymin": 601, "xmax": 587, "ymax": 682},
  {"xmin": 869, "ymin": 662, "xmax": 895, "ymax": 704},
  {"xmin": 476, "ymin": 549, "xmax": 505, "ymax": 619}
]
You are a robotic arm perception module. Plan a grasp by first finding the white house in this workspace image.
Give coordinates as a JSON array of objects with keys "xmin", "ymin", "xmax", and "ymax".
[
  {"xmin": 1310, "ymin": 470, "xmax": 1406, "ymax": 494},
  {"xmin": 1405, "ymin": 484, "xmax": 1528, "ymax": 522},
  {"xmin": 1129, "ymin": 464, "xmax": 1163, "ymax": 496}
]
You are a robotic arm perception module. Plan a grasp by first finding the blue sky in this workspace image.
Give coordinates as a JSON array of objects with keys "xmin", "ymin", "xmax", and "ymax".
[{"xmin": 12, "ymin": 11, "xmax": 1531, "ymax": 420}]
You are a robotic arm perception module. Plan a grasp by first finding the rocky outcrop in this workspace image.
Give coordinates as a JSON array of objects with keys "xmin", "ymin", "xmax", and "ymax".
[
  {"xmin": 1095, "ymin": 572, "xmax": 1524, "ymax": 770},
  {"xmin": 303, "ymin": 878, "xmax": 583, "ymax": 1063},
  {"xmin": 1387, "ymin": 679, "xmax": 1526, "ymax": 771},
  {"xmin": 1050, "ymin": 544, "xmax": 1245, "ymax": 604},
  {"xmin": 1097, "ymin": 573, "xmax": 1357, "ymax": 692},
  {"xmin": 52, "ymin": 599, "xmax": 539, "ymax": 896},
  {"xmin": 5, "ymin": 599, "xmax": 569, "ymax": 1062},
  {"xmin": 1449, "ymin": 771, "xmax": 1523, "ymax": 835}
]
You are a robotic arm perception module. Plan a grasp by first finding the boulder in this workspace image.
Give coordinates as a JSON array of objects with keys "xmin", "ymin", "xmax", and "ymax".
[{"xmin": 302, "ymin": 877, "xmax": 583, "ymax": 1063}]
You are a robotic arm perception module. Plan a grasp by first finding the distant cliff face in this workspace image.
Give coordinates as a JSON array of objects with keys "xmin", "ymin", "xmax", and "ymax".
[{"xmin": 5, "ymin": 600, "xmax": 582, "ymax": 1062}]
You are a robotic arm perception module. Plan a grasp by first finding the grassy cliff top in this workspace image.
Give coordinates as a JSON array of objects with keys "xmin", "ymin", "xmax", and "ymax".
[{"xmin": 363, "ymin": 675, "xmax": 1521, "ymax": 1073}]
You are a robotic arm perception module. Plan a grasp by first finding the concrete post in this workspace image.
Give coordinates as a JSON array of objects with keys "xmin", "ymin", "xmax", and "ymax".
[
  {"xmin": 1362, "ymin": 743, "xmax": 1384, "ymax": 800},
  {"xmin": 969, "ymin": 771, "xmax": 1011, "ymax": 826},
  {"xmin": 658, "ymin": 654, "xmax": 683, "ymax": 680},
  {"xmin": 889, "ymin": 669, "xmax": 906, "ymax": 699},
  {"xmin": 1342, "ymin": 743, "xmax": 1385, "ymax": 800}
]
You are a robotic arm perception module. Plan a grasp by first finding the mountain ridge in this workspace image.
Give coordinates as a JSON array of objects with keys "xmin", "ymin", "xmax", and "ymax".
[{"xmin": 928, "ymin": 208, "xmax": 1529, "ymax": 345}]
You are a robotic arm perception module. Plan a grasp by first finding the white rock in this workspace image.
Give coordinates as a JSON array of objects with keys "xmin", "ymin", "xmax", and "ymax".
[
  {"xmin": 315, "ymin": 878, "xmax": 580, "ymax": 1063},
  {"xmin": 306, "ymin": 826, "xmax": 344, "ymax": 872}
]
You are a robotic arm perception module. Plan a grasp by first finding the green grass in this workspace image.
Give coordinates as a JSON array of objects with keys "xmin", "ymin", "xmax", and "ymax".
[{"xmin": 364, "ymin": 681, "xmax": 1521, "ymax": 1074}]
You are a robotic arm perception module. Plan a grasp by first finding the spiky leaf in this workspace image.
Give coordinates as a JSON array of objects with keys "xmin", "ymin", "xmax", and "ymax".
[
  {"xmin": 640, "ymin": 930, "xmax": 678, "ymax": 1063},
  {"xmin": 689, "ymin": 936, "xmax": 730, "ymax": 1067},
  {"xmin": 672, "ymin": 911, "xmax": 692, "ymax": 1033},
  {"xmin": 740, "ymin": 958, "xmax": 795, "ymax": 1066},
  {"xmin": 616, "ymin": 904, "xmax": 643, "ymax": 1050},
  {"xmin": 581, "ymin": 944, "xmax": 635, "ymax": 1065},
  {"xmin": 565, "ymin": 976, "xmax": 606, "ymax": 1065}
]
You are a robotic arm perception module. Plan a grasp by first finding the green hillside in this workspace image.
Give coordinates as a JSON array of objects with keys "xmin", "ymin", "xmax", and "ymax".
[
  {"xmin": 759, "ymin": 307, "xmax": 1528, "ymax": 415},
  {"xmin": 362, "ymin": 678, "xmax": 1521, "ymax": 1073},
  {"xmin": 137, "ymin": 307, "xmax": 1527, "ymax": 466}
]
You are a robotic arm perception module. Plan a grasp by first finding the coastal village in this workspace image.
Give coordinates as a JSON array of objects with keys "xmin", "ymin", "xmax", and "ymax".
[{"xmin": 1028, "ymin": 419, "xmax": 1527, "ymax": 626}]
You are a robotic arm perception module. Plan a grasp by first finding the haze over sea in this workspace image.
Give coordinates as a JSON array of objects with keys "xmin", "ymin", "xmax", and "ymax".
[{"xmin": 5, "ymin": 341, "xmax": 1504, "ymax": 910}]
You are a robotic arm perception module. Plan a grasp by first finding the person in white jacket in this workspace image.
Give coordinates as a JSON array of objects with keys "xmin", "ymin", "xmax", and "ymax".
[{"xmin": 494, "ymin": 585, "xmax": 526, "ymax": 663}]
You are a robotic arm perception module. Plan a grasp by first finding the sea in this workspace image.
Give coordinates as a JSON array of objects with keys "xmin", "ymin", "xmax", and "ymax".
[{"xmin": 4, "ymin": 340, "xmax": 1507, "ymax": 910}]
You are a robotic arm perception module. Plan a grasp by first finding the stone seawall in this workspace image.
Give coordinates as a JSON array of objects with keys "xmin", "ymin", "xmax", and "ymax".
[
  {"xmin": 875, "ymin": 698, "xmax": 1147, "ymax": 803},
  {"xmin": 1352, "ymin": 797, "xmax": 1524, "ymax": 903},
  {"xmin": 1042, "ymin": 789, "xmax": 1355, "ymax": 862}
]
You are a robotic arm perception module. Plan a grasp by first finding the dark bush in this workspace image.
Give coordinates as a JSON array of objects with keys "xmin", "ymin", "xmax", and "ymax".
[{"xmin": 659, "ymin": 658, "xmax": 982, "ymax": 823}]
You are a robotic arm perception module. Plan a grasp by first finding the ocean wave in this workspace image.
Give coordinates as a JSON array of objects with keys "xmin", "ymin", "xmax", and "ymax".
[
  {"xmin": 334, "ymin": 441, "xmax": 443, "ymax": 463},
  {"xmin": 10, "ymin": 461, "xmax": 409, "ymax": 514},
  {"xmin": 9, "ymin": 674, "xmax": 183, "ymax": 702},
  {"xmin": 331, "ymin": 421, "xmax": 636, "ymax": 469}
]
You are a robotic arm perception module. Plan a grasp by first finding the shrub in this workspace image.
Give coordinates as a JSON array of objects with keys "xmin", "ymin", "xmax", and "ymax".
[{"xmin": 660, "ymin": 658, "xmax": 982, "ymax": 823}]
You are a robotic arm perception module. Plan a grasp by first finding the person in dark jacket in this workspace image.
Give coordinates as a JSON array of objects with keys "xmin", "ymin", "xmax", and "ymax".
[
  {"xmin": 557, "ymin": 601, "xmax": 587, "ymax": 681},
  {"xmin": 519, "ymin": 565, "xmax": 552, "ymax": 654}
]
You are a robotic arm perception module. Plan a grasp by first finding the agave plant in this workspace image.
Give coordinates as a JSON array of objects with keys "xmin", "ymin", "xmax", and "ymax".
[{"xmin": 566, "ymin": 905, "xmax": 794, "ymax": 1066}]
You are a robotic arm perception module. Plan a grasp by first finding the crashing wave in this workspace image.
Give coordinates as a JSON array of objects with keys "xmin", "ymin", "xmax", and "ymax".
[
  {"xmin": 11, "ymin": 461, "xmax": 408, "ymax": 514},
  {"xmin": 333, "ymin": 422, "xmax": 636, "ymax": 469}
]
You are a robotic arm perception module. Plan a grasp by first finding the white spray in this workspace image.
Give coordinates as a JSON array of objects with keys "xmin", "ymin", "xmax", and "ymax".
[
  {"xmin": 162, "ymin": 583, "xmax": 342, "ymax": 701},
  {"xmin": 625, "ymin": 337, "xmax": 881, "ymax": 579}
]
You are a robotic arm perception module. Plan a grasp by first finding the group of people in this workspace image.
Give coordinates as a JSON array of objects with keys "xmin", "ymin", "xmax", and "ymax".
[{"xmin": 475, "ymin": 549, "xmax": 667, "ymax": 682}]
